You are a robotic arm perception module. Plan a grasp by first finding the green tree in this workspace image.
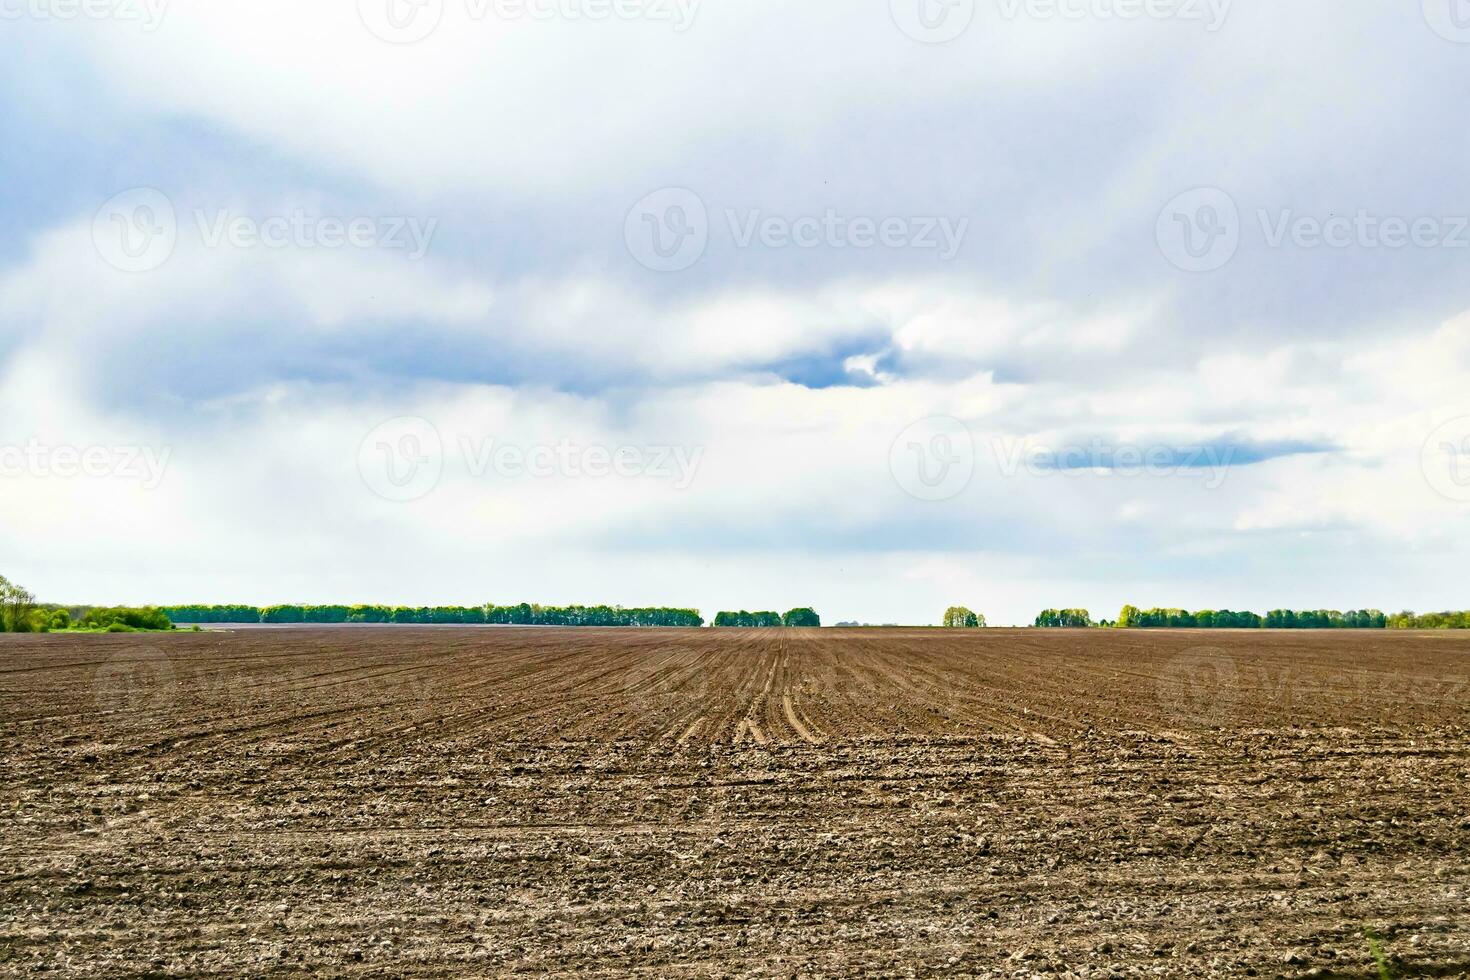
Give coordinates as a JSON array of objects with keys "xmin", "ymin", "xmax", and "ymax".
[
  {"xmin": 1034, "ymin": 609, "xmax": 1093, "ymax": 628},
  {"xmin": 943, "ymin": 606, "xmax": 982, "ymax": 628},
  {"xmin": 80, "ymin": 607, "xmax": 173, "ymax": 631},
  {"xmin": 0, "ymin": 575, "xmax": 38, "ymax": 633},
  {"xmin": 261, "ymin": 605, "xmax": 306, "ymax": 624},
  {"xmin": 782, "ymin": 608, "xmax": 821, "ymax": 628},
  {"xmin": 713, "ymin": 610, "xmax": 783, "ymax": 627}
]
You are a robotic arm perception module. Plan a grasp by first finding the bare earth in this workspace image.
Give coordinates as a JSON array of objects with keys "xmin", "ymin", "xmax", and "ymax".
[{"xmin": 2, "ymin": 627, "xmax": 1467, "ymax": 977}]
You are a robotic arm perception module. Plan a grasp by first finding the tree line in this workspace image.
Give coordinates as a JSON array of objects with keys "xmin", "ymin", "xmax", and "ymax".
[
  {"xmin": 161, "ymin": 604, "xmax": 707, "ymax": 627},
  {"xmin": 0, "ymin": 575, "xmax": 42, "ymax": 632},
  {"xmin": 78, "ymin": 607, "xmax": 174, "ymax": 631},
  {"xmin": 1116, "ymin": 606, "xmax": 1272, "ymax": 629},
  {"xmin": 712, "ymin": 609, "xmax": 822, "ymax": 627},
  {"xmin": 1118, "ymin": 606, "xmax": 1396, "ymax": 629},
  {"xmin": 6, "ymin": 584, "xmax": 826, "ymax": 629},
  {"xmin": 1027, "ymin": 606, "xmax": 1470, "ymax": 629},
  {"xmin": 1385, "ymin": 611, "xmax": 1470, "ymax": 629},
  {"xmin": 9, "ymin": 566, "xmax": 1468, "ymax": 634},
  {"xmin": 2, "ymin": 574, "xmax": 176, "ymax": 633}
]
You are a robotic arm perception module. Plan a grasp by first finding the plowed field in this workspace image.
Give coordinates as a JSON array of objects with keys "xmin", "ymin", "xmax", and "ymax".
[{"xmin": 2, "ymin": 628, "xmax": 1467, "ymax": 977}]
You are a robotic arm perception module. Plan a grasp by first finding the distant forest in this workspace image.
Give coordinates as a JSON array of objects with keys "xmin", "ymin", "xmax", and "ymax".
[
  {"xmin": 158, "ymin": 604, "xmax": 827, "ymax": 629},
  {"xmin": 1031, "ymin": 606, "xmax": 1470, "ymax": 629},
  {"xmin": 8, "ymin": 570, "xmax": 1470, "ymax": 633},
  {"xmin": 161, "ymin": 604, "xmax": 706, "ymax": 627}
]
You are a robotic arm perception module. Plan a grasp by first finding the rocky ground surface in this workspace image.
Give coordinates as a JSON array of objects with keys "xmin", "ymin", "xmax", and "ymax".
[{"xmin": 2, "ymin": 627, "xmax": 1467, "ymax": 977}]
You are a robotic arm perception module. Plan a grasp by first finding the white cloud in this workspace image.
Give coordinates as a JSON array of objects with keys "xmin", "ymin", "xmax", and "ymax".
[{"xmin": 3, "ymin": 0, "xmax": 1470, "ymax": 623}]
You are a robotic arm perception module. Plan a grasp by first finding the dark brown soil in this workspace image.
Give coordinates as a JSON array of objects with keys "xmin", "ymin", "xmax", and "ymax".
[{"xmin": 2, "ymin": 627, "xmax": 1467, "ymax": 977}]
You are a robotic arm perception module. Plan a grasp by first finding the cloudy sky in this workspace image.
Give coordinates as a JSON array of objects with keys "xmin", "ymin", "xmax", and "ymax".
[{"xmin": 2, "ymin": 0, "xmax": 1468, "ymax": 625}]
